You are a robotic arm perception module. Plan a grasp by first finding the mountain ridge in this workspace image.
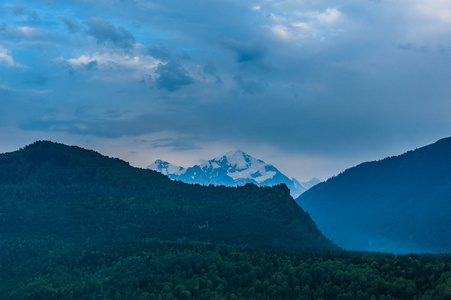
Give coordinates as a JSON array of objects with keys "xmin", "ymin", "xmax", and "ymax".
[
  {"xmin": 296, "ymin": 136, "xmax": 451, "ymax": 254},
  {"xmin": 0, "ymin": 140, "xmax": 335, "ymax": 251},
  {"xmin": 148, "ymin": 149, "xmax": 320, "ymax": 198}
]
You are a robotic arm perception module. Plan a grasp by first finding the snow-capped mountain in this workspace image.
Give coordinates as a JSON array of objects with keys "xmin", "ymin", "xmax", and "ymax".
[
  {"xmin": 147, "ymin": 149, "xmax": 320, "ymax": 198},
  {"xmin": 147, "ymin": 159, "xmax": 186, "ymax": 177}
]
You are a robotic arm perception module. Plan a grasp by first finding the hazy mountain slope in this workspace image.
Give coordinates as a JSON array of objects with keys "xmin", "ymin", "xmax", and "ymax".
[
  {"xmin": 296, "ymin": 137, "xmax": 451, "ymax": 253},
  {"xmin": 148, "ymin": 150, "xmax": 319, "ymax": 198},
  {"xmin": 0, "ymin": 141, "xmax": 335, "ymax": 251}
]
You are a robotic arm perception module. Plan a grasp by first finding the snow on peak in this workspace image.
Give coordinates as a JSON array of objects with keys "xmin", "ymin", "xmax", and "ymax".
[
  {"xmin": 146, "ymin": 150, "xmax": 320, "ymax": 197},
  {"xmin": 206, "ymin": 150, "xmax": 274, "ymax": 183},
  {"xmin": 213, "ymin": 149, "xmax": 250, "ymax": 169},
  {"xmin": 216, "ymin": 148, "xmax": 243, "ymax": 156},
  {"xmin": 147, "ymin": 159, "xmax": 186, "ymax": 176},
  {"xmin": 214, "ymin": 148, "xmax": 244, "ymax": 160}
]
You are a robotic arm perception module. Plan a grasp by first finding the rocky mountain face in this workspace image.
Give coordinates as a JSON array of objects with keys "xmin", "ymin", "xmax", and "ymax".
[{"xmin": 148, "ymin": 149, "xmax": 320, "ymax": 198}]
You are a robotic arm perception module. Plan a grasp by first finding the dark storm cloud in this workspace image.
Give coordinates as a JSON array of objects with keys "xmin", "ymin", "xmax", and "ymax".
[
  {"xmin": 15, "ymin": 95, "xmax": 398, "ymax": 158},
  {"xmin": 155, "ymin": 61, "xmax": 194, "ymax": 92},
  {"xmin": 4, "ymin": 0, "xmax": 451, "ymax": 179},
  {"xmin": 84, "ymin": 60, "xmax": 98, "ymax": 71},
  {"xmin": 150, "ymin": 137, "xmax": 203, "ymax": 151},
  {"xmin": 60, "ymin": 17, "xmax": 79, "ymax": 33},
  {"xmin": 84, "ymin": 17, "xmax": 135, "ymax": 48},
  {"xmin": 14, "ymin": 4, "xmax": 26, "ymax": 15},
  {"xmin": 21, "ymin": 114, "xmax": 173, "ymax": 138},
  {"xmin": 225, "ymin": 39, "xmax": 267, "ymax": 63}
]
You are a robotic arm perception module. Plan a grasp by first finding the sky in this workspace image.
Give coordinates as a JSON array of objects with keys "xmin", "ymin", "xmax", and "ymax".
[{"xmin": 1, "ymin": 0, "xmax": 451, "ymax": 181}]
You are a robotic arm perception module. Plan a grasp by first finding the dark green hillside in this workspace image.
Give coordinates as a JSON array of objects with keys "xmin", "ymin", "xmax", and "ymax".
[
  {"xmin": 0, "ymin": 141, "xmax": 333, "ymax": 251},
  {"xmin": 297, "ymin": 137, "xmax": 451, "ymax": 253},
  {"xmin": 2, "ymin": 142, "xmax": 451, "ymax": 299}
]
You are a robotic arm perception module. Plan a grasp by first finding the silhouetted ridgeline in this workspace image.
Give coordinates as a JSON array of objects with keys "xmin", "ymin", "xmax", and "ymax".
[
  {"xmin": 1, "ymin": 141, "xmax": 451, "ymax": 299},
  {"xmin": 297, "ymin": 137, "xmax": 451, "ymax": 254},
  {"xmin": 0, "ymin": 140, "xmax": 333, "ymax": 251}
]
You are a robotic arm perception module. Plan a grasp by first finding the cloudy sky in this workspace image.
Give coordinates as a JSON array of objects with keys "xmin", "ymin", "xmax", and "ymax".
[{"xmin": 1, "ymin": 0, "xmax": 451, "ymax": 181}]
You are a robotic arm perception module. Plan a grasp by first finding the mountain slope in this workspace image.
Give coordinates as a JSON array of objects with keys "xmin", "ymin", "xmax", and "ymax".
[
  {"xmin": 296, "ymin": 137, "xmax": 451, "ymax": 254},
  {"xmin": 148, "ymin": 149, "xmax": 319, "ymax": 198},
  {"xmin": 147, "ymin": 159, "xmax": 186, "ymax": 176},
  {"xmin": 0, "ymin": 141, "xmax": 335, "ymax": 251}
]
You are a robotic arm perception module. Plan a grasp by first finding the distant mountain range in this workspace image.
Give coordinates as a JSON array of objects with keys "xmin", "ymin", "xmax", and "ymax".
[
  {"xmin": 148, "ymin": 149, "xmax": 320, "ymax": 198},
  {"xmin": 297, "ymin": 137, "xmax": 451, "ymax": 254},
  {"xmin": 0, "ymin": 141, "xmax": 334, "ymax": 251}
]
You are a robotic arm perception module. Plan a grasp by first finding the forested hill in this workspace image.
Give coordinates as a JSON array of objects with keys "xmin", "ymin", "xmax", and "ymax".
[
  {"xmin": 0, "ymin": 141, "xmax": 335, "ymax": 251},
  {"xmin": 297, "ymin": 137, "xmax": 451, "ymax": 254}
]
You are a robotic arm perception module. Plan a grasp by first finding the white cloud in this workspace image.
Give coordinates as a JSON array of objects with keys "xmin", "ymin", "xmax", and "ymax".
[
  {"xmin": 316, "ymin": 8, "xmax": 342, "ymax": 24},
  {"xmin": 272, "ymin": 25, "xmax": 291, "ymax": 39},
  {"xmin": 0, "ymin": 81, "xmax": 12, "ymax": 91},
  {"xmin": 373, "ymin": 0, "xmax": 451, "ymax": 47},
  {"xmin": 59, "ymin": 50, "xmax": 162, "ymax": 81},
  {"xmin": 292, "ymin": 22, "xmax": 311, "ymax": 30},
  {"xmin": 0, "ymin": 51, "xmax": 15, "ymax": 66},
  {"xmin": 16, "ymin": 26, "xmax": 41, "ymax": 36},
  {"xmin": 65, "ymin": 53, "xmax": 159, "ymax": 71},
  {"xmin": 1, "ymin": 24, "xmax": 45, "ymax": 38},
  {"xmin": 0, "ymin": 47, "xmax": 27, "ymax": 68},
  {"xmin": 261, "ymin": 6, "xmax": 346, "ymax": 42},
  {"xmin": 411, "ymin": 0, "xmax": 451, "ymax": 23}
]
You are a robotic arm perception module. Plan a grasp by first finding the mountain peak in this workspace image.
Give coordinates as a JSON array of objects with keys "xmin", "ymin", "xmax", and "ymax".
[
  {"xmin": 214, "ymin": 148, "xmax": 246, "ymax": 160},
  {"xmin": 212, "ymin": 149, "xmax": 254, "ymax": 170},
  {"xmin": 148, "ymin": 150, "xmax": 320, "ymax": 198},
  {"xmin": 147, "ymin": 159, "xmax": 186, "ymax": 177}
]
